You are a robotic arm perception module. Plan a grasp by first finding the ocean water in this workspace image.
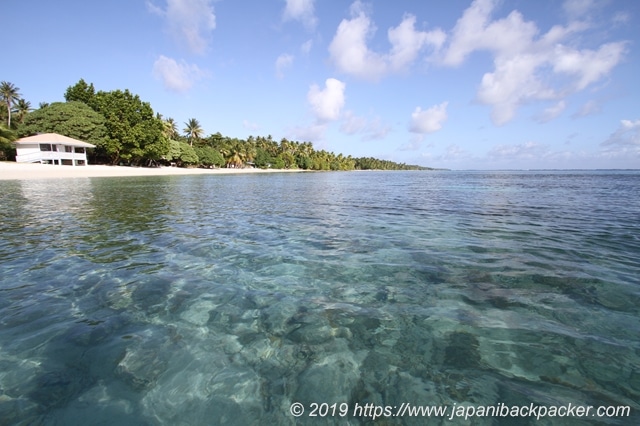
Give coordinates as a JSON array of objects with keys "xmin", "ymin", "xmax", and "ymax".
[{"xmin": 0, "ymin": 170, "xmax": 638, "ymax": 425}]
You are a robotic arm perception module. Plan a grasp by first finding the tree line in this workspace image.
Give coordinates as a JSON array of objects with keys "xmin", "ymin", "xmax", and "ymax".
[{"xmin": 1, "ymin": 79, "xmax": 432, "ymax": 170}]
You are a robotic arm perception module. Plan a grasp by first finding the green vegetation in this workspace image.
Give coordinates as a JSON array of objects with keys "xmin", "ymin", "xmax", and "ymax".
[
  {"xmin": 20, "ymin": 101, "xmax": 107, "ymax": 146},
  {"xmin": 64, "ymin": 80, "xmax": 168, "ymax": 165},
  {"xmin": 1, "ymin": 81, "xmax": 24, "ymax": 129},
  {"xmin": 0, "ymin": 125, "xmax": 16, "ymax": 161},
  {"xmin": 5, "ymin": 78, "xmax": 434, "ymax": 170},
  {"xmin": 183, "ymin": 118, "xmax": 203, "ymax": 147}
]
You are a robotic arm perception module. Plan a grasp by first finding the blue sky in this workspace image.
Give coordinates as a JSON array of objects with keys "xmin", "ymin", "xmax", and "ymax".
[{"xmin": 5, "ymin": 0, "xmax": 640, "ymax": 169}]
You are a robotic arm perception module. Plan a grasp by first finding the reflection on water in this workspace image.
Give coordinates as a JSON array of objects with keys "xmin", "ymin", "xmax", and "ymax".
[{"xmin": 0, "ymin": 171, "xmax": 639, "ymax": 424}]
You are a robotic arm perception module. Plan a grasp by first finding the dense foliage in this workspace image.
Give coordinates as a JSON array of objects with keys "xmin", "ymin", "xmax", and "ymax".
[
  {"xmin": 0, "ymin": 125, "xmax": 16, "ymax": 161},
  {"xmin": 19, "ymin": 102, "xmax": 107, "ymax": 146},
  {"xmin": 6, "ymin": 78, "xmax": 433, "ymax": 170},
  {"xmin": 64, "ymin": 80, "xmax": 168, "ymax": 165}
]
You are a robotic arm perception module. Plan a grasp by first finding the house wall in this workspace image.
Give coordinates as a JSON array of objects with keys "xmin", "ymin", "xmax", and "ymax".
[
  {"xmin": 16, "ymin": 143, "xmax": 89, "ymax": 165},
  {"xmin": 15, "ymin": 144, "xmax": 41, "ymax": 163}
]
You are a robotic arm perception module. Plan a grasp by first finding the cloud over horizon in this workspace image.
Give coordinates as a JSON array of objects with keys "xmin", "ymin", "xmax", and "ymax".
[{"xmin": 601, "ymin": 119, "xmax": 640, "ymax": 160}]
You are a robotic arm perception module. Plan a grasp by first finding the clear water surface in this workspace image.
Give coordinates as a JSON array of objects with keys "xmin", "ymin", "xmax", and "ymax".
[{"xmin": 0, "ymin": 170, "xmax": 639, "ymax": 425}]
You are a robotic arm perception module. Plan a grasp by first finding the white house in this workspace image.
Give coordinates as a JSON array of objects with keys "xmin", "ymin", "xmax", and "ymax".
[{"xmin": 15, "ymin": 133, "xmax": 96, "ymax": 166}]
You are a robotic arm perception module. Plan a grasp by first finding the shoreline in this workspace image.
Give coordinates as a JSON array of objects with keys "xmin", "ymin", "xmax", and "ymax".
[{"xmin": 0, "ymin": 162, "xmax": 307, "ymax": 180}]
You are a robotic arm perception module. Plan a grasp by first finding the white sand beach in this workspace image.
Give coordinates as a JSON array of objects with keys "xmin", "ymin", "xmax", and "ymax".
[{"xmin": 0, "ymin": 162, "xmax": 307, "ymax": 180}]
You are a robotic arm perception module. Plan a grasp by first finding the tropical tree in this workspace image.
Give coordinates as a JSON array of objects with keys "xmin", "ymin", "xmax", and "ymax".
[
  {"xmin": 64, "ymin": 79, "xmax": 96, "ymax": 106},
  {"xmin": 163, "ymin": 139, "xmax": 181, "ymax": 163},
  {"xmin": 194, "ymin": 146, "xmax": 225, "ymax": 167},
  {"xmin": 0, "ymin": 125, "xmax": 15, "ymax": 143},
  {"xmin": 296, "ymin": 141, "xmax": 314, "ymax": 169},
  {"xmin": 243, "ymin": 142, "xmax": 256, "ymax": 164},
  {"xmin": 177, "ymin": 141, "xmax": 199, "ymax": 165},
  {"xmin": 183, "ymin": 118, "xmax": 203, "ymax": 146},
  {"xmin": 203, "ymin": 131, "xmax": 222, "ymax": 148},
  {"xmin": 163, "ymin": 117, "xmax": 178, "ymax": 139},
  {"xmin": 0, "ymin": 81, "xmax": 21, "ymax": 128},
  {"xmin": 0, "ymin": 124, "xmax": 16, "ymax": 161},
  {"xmin": 13, "ymin": 98, "xmax": 32, "ymax": 124},
  {"xmin": 93, "ymin": 89, "xmax": 168, "ymax": 164},
  {"xmin": 226, "ymin": 148, "xmax": 245, "ymax": 168},
  {"xmin": 18, "ymin": 101, "xmax": 107, "ymax": 146}
]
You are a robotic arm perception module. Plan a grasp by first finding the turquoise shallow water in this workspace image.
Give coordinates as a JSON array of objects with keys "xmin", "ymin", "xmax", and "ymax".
[{"xmin": 0, "ymin": 170, "xmax": 639, "ymax": 425}]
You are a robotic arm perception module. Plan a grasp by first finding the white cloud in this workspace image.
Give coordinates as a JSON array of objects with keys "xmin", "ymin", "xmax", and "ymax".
[
  {"xmin": 441, "ymin": 0, "xmax": 538, "ymax": 67},
  {"xmin": 536, "ymin": 100, "xmax": 566, "ymax": 123},
  {"xmin": 409, "ymin": 102, "xmax": 448, "ymax": 134},
  {"xmin": 275, "ymin": 53, "xmax": 294, "ymax": 79},
  {"xmin": 283, "ymin": 0, "xmax": 317, "ymax": 30},
  {"xmin": 288, "ymin": 123, "xmax": 327, "ymax": 142},
  {"xmin": 152, "ymin": 55, "xmax": 207, "ymax": 92},
  {"xmin": 148, "ymin": 0, "xmax": 216, "ymax": 55},
  {"xmin": 400, "ymin": 135, "xmax": 427, "ymax": 151},
  {"xmin": 600, "ymin": 119, "xmax": 640, "ymax": 160},
  {"xmin": 328, "ymin": 2, "xmax": 445, "ymax": 81},
  {"xmin": 307, "ymin": 78, "xmax": 346, "ymax": 123},
  {"xmin": 442, "ymin": 144, "xmax": 469, "ymax": 160},
  {"xmin": 387, "ymin": 14, "xmax": 446, "ymax": 73},
  {"xmin": 552, "ymin": 43, "xmax": 626, "ymax": 91},
  {"xmin": 562, "ymin": 0, "xmax": 597, "ymax": 19},
  {"xmin": 340, "ymin": 111, "xmax": 390, "ymax": 140},
  {"xmin": 439, "ymin": 0, "xmax": 627, "ymax": 126},
  {"xmin": 289, "ymin": 78, "xmax": 346, "ymax": 143},
  {"xmin": 243, "ymin": 119, "xmax": 259, "ymax": 132},
  {"xmin": 416, "ymin": 144, "xmax": 473, "ymax": 166},
  {"xmin": 341, "ymin": 111, "xmax": 367, "ymax": 135},
  {"xmin": 612, "ymin": 11, "xmax": 630, "ymax": 26},
  {"xmin": 486, "ymin": 141, "xmax": 551, "ymax": 161},
  {"xmin": 328, "ymin": 5, "xmax": 386, "ymax": 81},
  {"xmin": 301, "ymin": 39, "xmax": 313, "ymax": 55},
  {"xmin": 572, "ymin": 100, "xmax": 601, "ymax": 118},
  {"xmin": 476, "ymin": 54, "xmax": 556, "ymax": 125}
]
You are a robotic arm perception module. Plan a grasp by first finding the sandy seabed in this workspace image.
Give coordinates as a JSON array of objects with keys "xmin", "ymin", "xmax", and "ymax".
[{"xmin": 0, "ymin": 162, "xmax": 307, "ymax": 180}]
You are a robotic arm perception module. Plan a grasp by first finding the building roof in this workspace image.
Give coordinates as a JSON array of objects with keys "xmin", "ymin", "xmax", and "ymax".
[{"xmin": 15, "ymin": 133, "xmax": 96, "ymax": 148}]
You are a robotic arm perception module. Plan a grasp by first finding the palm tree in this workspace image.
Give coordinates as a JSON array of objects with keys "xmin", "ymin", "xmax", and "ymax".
[
  {"xmin": 226, "ymin": 148, "xmax": 245, "ymax": 168},
  {"xmin": 165, "ymin": 117, "xmax": 178, "ymax": 139},
  {"xmin": 183, "ymin": 118, "xmax": 203, "ymax": 146},
  {"xmin": 0, "ymin": 81, "xmax": 21, "ymax": 128},
  {"xmin": 13, "ymin": 98, "xmax": 32, "ymax": 124},
  {"xmin": 244, "ymin": 143, "xmax": 256, "ymax": 164}
]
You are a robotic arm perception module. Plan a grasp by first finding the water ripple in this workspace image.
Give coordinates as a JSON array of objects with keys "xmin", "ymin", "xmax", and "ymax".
[{"xmin": 0, "ymin": 171, "xmax": 639, "ymax": 424}]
